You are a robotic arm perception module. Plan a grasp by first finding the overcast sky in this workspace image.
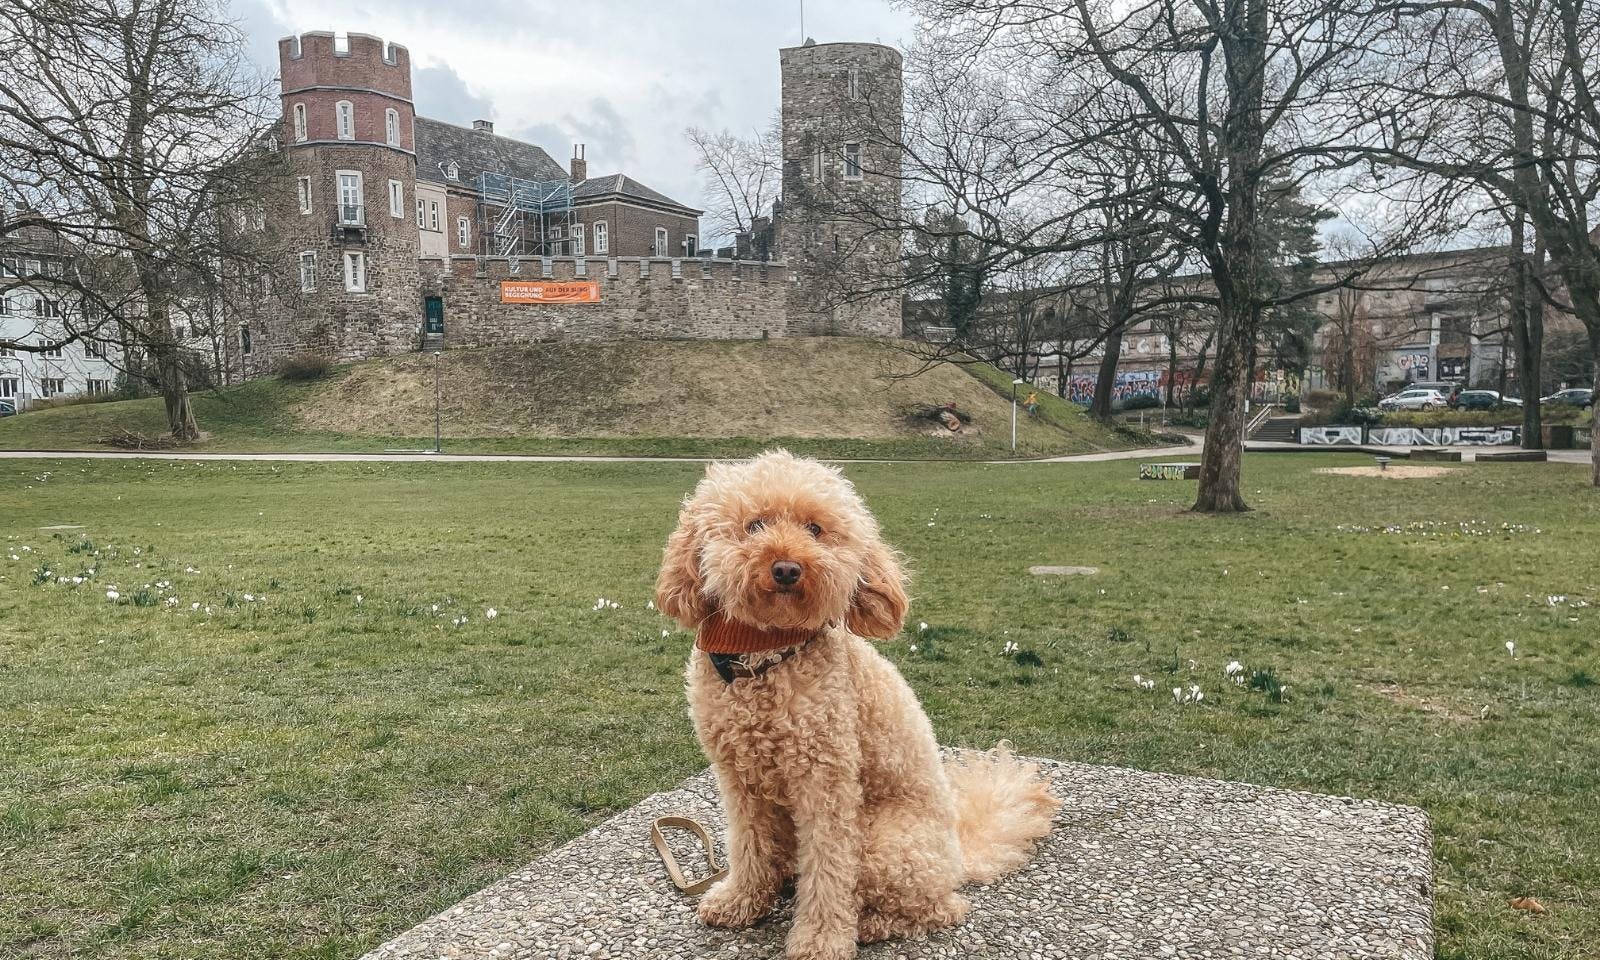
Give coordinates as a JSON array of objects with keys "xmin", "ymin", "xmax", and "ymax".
[{"xmin": 237, "ymin": 0, "xmax": 915, "ymax": 235}]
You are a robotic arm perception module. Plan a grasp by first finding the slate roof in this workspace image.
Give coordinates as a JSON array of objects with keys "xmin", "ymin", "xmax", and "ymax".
[
  {"xmin": 414, "ymin": 117, "xmax": 566, "ymax": 187},
  {"xmin": 573, "ymin": 173, "xmax": 701, "ymax": 215}
]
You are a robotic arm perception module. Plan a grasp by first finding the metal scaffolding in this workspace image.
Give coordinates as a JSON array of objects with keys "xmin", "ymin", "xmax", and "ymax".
[{"xmin": 476, "ymin": 173, "xmax": 575, "ymax": 258}]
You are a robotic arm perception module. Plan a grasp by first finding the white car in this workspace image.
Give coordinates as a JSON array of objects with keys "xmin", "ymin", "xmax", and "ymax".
[{"xmin": 1378, "ymin": 388, "xmax": 1450, "ymax": 411}]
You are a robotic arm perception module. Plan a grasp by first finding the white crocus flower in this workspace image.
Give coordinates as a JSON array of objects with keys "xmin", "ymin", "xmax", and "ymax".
[{"xmin": 486, "ymin": 608, "xmax": 498, "ymax": 620}]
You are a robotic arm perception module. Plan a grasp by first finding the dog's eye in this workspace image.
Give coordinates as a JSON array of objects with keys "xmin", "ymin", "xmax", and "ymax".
[
  {"xmin": 806, "ymin": 522, "xmax": 823, "ymax": 538},
  {"xmin": 745, "ymin": 519, "xmax": 766, "ymax": 534}
]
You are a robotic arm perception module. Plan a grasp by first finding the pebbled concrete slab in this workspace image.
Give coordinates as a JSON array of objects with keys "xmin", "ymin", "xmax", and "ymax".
[{"xmin": 361, "ymin": 759, "xmax": 1433, "ymax": 960}]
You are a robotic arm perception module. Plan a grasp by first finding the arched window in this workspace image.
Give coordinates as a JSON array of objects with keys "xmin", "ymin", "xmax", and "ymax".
[
  {"xmin": 292, "ymin": 103, "xmax": 307, "ymax": 142},
  {"xmin": 335, "ymin": 101, "xmax": 354, "ymax": 141},
  {"xmin": 385, "ymin": 108, "xmax": 400, "ymax": 147}
]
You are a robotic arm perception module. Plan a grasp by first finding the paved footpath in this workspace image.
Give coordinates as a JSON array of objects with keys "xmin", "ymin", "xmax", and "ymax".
[
  {"xmin": 0, "ymin": 439, "xmax": 1586, "ymax": 465},
  {"xmin": 0, "ymin": 443, "xmax": 1205, "ymax": 466}
]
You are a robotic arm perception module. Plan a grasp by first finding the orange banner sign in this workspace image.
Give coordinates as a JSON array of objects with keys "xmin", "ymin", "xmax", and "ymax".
[{"xmin": 500, "ymin": 279, "xmax": 600, "ymax": 304}]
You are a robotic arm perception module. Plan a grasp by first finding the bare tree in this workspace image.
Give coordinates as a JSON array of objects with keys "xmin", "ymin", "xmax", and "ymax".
[
  {"xmin": 685, "ymin": 119, "xmax": 781, "ymax": 249},
  {"xmin": 0, "ymin": 0, "xmax": 277, "ymax": 440},
  {"xmin": 1380, "ymin": 0, "xmax": 1600, "ymax": 480}
]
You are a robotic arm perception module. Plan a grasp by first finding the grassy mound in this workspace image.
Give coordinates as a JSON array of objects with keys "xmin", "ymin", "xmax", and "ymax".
[{"xmin": 0, "ymin": 339, "xmax": 1148, "ymax": 459}]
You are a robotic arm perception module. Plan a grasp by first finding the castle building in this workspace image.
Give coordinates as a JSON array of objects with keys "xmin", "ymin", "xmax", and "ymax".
[{"xmin": 242, "ymin": 30, "xmax": 904, "ymax": 377}]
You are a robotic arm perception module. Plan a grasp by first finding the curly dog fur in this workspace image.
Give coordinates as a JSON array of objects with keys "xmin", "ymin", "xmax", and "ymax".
[{"xmin": 655, "ymin": 450, "xmax": 1059, "ymax": 960}]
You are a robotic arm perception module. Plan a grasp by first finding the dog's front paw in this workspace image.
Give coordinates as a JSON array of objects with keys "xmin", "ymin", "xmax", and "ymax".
[
  {"xmin": 696, "ymin": 878, "xmax": 775, "ymax": 929},
  {"xmin": 785, "ymin": 926, "xmax": 857, "ymax": 960}
]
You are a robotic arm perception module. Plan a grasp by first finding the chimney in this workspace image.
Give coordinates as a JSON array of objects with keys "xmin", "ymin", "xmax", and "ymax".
[
  {"xmin": 570, "ymin": 143, "xmax": 587, "ymax": 183},
  {"xmin": 472, "ymin": 119, "xmax": 494, "ymax": 134}
]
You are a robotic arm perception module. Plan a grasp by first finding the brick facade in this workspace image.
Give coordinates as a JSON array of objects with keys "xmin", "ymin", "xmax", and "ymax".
[{"xmin": 569, "ymin": 202, "xmax": 699, "ymax": 258}]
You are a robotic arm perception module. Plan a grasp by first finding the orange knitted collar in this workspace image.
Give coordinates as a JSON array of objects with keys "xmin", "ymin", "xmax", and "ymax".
[{"xmin": 695, "ymin": 610, "xmax": 819, "ymax": 654}]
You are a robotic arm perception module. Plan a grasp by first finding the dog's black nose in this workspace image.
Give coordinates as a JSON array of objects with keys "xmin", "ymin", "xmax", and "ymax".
[{"xmin": 772, "ymin": 560, "xmax": 803, "ymax": 586}]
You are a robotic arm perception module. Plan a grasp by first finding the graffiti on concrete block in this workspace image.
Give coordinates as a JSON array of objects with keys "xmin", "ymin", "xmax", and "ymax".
[
  {"xmin": 1139, "ymin": 462, "xmax": 1200, "ymax": 480},
  {"xmin": 1299, "ymin": 426, "xmax": 1363, "ymax": 445},
  {"xmin": 1368, "ymin": 426, "xmax": 1519, "ymax": 446}
]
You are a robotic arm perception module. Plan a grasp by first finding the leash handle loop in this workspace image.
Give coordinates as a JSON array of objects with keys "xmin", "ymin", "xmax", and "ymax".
[{"xmin": 650, "ymin": 816, "xmax": 728, "ymax": 896}]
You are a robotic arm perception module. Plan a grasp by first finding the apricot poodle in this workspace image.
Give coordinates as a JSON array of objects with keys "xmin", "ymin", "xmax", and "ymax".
[{"xmin": 655, "ymin": 450, "xmax": 1059, "ymax": 960}]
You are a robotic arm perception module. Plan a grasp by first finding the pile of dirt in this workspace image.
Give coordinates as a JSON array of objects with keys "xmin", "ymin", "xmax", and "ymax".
[{"xmin": 1315, "ymin": 465, "xmax": 1455, "ymax": 479}]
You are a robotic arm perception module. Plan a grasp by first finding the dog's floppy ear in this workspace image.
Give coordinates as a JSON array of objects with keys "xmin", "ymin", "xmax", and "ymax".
[
  {"xmin": 655, "ymin": 507, "xmax": 711, "ymax": 629},
  {"xmin": 847, "ymin": 540, "xmax": 909, "ymax": 639}
]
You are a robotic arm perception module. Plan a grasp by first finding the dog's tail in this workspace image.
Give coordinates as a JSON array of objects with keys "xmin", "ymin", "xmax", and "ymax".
[{"xmin": 943, "ymin": 742, "xmax": 1060, "ymax": 885}]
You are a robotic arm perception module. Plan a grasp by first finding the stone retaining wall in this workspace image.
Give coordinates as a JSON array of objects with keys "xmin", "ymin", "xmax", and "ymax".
[{"xmin": 418, "ymin": 256, "xmax": 794, "ymax": 347}]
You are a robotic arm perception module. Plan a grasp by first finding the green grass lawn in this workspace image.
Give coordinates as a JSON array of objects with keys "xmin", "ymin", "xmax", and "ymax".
[{"xmin": 1, "ymin": 454, "xmax": 1596, "ymax": 959}]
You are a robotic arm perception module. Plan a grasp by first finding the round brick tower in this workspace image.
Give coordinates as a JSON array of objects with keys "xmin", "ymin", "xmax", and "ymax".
[
  {"xmin": 273, "ymin": 31, "xmax": 421, "ymax": 366},
  {"xmin": 777, "ymin": 41, "xmax": 903, "ymax": 337}
]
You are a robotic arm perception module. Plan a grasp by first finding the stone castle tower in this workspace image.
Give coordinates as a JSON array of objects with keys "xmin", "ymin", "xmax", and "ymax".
[
  {"xmin": 273, "ymin": 32, "xmax": 421, "ymax": 366},
  {"xmin": 777, "ymin": 41, "xmax": 904, "ymax": 337}
]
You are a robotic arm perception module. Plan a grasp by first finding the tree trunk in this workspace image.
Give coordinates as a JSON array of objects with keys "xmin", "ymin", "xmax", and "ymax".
[
  {"xmin": 1193, "ymin": 0, "xmax": 1266, "ymax": 513},
  {"xmin": 1090, "ymin": 323, "xmax": 1124, "ymax": 419},
  {"xmin": 156, "ymin": 343, "xmax": 200, "ymax": 441},
  {"xmin": 1509, "ymin": 214, "xmax": 1544, "ymax": 448},
  {"xmin": 1194, "ymin": 302, "xmax": 1253, "ymax": 512},
  {"xmin": 1165, "ymin": 328, "xmax": 1179, "ymax": 407}
]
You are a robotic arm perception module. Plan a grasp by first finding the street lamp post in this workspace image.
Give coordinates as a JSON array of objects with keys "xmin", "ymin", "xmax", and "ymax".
[
  {"xmin": 433, "ymin": 351, "xmax": 442, "ymax": 454},
  {"xmin": 1011, "ymin": 378, "xmax": 1024, "ymax": 452}
]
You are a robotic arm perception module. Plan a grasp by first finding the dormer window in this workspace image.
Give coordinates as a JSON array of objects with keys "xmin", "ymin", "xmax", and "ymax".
[
  {"xmin": 287, "ymin": 36, "xmax": 301, "ymax": 59},
  {"xmin": 292, "ymin": 103, "xmax": 306, "ymax": 142},
  {"xmin": 383, "ymin": 41, "xmax": 397, "ymax": 64},
  {"xmin": 385, "ymin": 108, "xmax": 400, "ymax": 147},
  {"xmin": 445, "ymin": 161, "xmax": 459, "ymax": 181},
  {"xmin": 335, "ymin": 101, "xmax": 354, "ymax": 141},
  {"xmin": 334, "ymin": 32, "xmax": 350, "ymax": 56}
]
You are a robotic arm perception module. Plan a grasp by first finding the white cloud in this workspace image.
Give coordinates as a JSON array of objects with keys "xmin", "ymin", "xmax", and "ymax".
[{"xmin": 237, "ymin": 0, "xmax": 913, "ymax": 224}]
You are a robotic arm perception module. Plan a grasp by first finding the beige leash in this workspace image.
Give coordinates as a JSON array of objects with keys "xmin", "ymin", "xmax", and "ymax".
[{"xmin": 650, "ymin": 816, "xmax": 728, "ymax": 895}]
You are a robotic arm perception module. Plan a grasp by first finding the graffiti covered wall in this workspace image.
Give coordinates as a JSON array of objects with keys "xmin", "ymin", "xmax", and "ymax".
[{"xmin": 1298, "ymin": 425, "xmax": 1521, "ymax": 445}]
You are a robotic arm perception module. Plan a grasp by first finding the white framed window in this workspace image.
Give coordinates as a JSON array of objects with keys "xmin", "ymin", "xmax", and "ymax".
[
  {"xmin": 428, "ymin": 201, "xmax": 440, "ymax": 230},
  {"xmin": 41, "ymin": 339, "xmax": 63, "ymax": 357},
  {"xmin": 24, "ymin": 259, "xmax": 39, "ymax": 276},
  {"xmin": 39, "ymin": 377, "xmax": 64, "ymax": 397},
  {"xmin": 87, "ymin": 378, "xmax": 110, "ymax": 395},
  {"xmin": 457, "ymin": 216, "xmax": 470, "ymax": 249},
  {"xmin": 684, "ymin": 235, "xmax": 697, "ymax": 256},
  {"xmin": 0, "ymin": 377, "xmax": 16, "ymax": 398},
  {"xmin": 45, "ymin": 261, "xmax": 62, "ymax": 277},
  {"xmin": 415, "ymin": 198, "xmax": 425, "ymax": 228},
  {"xmin": 0, "ymin": 297, "xmax": 9, "ymax": 316},
  {"xmin": 573, "ymin": 223, "xmax": 585, "ymax": 256},
  {"xmin": 297, "ymin": 176, "xmax": 311, "ymax": 214},
  {"xmin": 240, "ymin": 325, "xmax": 252, "ymax": 355},
  {"xmin": 445, "ymin": 161, "xmax": 459, "ymax": 181},
  {"xmin": 388, "ymin": 179, "xmax": 404, "ymax": 218},
  {"xmin": 293, "ymin": 103, "xmax": 307, "ymax": 142},
  {"xmin": 0, "ymin": 257, "xmax": 14, "ymax": 276},
  {"xmin": 85, "ymin": 339, "xmax": 105, "ymax": 358},
  {"xmin": 344, "ymin": 251, "xmax": 366, "ymax": 292},
  {"xmin": 335, "ymin": 100, "xmax": 354, "ymax": 141},
  {"xmin": 843, "ymin": 142, "xmax": 862, "ymax": 179},
  {"xmin": 593, "ymin": 220, "xmax": 608, "ymax": 254},
  {"xmin": 336, "ymin": 170, "xmax": 363, "ymax": 224},
  {"xmin": 298, "ymin": 250, "xmax": 316, "ymax": 292},
  {"xmin": 847, "ymin": 67, "xmax": 860, "ymax": 100},
  {"xmin": 653, "ymin": 227, "xmax": 668, "ymax": 257},
  {"xmin": 38, "ymin": 300, "xmax": 62, "ymax": 320},
  {"xmin": 385, "ymin": 108, "xmax": 400, "ymax": 147}
]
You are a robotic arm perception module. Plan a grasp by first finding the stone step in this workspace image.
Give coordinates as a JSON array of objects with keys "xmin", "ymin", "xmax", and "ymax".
[
  {"xmin": 361, "ymin": 759, "xmax": 1433, "ymax": 960},
  {"xmin": 1251, "ymin": 416, "xmax": 1302, "ymax": 442}
]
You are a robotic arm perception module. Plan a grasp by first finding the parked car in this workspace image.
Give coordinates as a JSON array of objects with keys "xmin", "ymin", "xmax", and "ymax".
[
  {"xmin": 1456, "ymin": 390, "xmax": 1522, "ymax": 411},
  {"xmin": 0, "ymin": 400, "xmax": 14, "ymax": 418},
  {"xmin": 1378, "ymin": 388, "xmax": 1451, "ymax": 411},
  {"xmin": 1407, "ymin": 380, "xmax": 1463, "ymax": 405},
  {"xmin": 1540, "ymin": 388, "xmax": 1594, "ymax": 409}
]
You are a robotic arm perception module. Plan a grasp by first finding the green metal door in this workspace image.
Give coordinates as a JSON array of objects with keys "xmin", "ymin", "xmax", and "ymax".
[{"xmin": 424, "ymin": 297, "xmax": 444, "ymax": 335}]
